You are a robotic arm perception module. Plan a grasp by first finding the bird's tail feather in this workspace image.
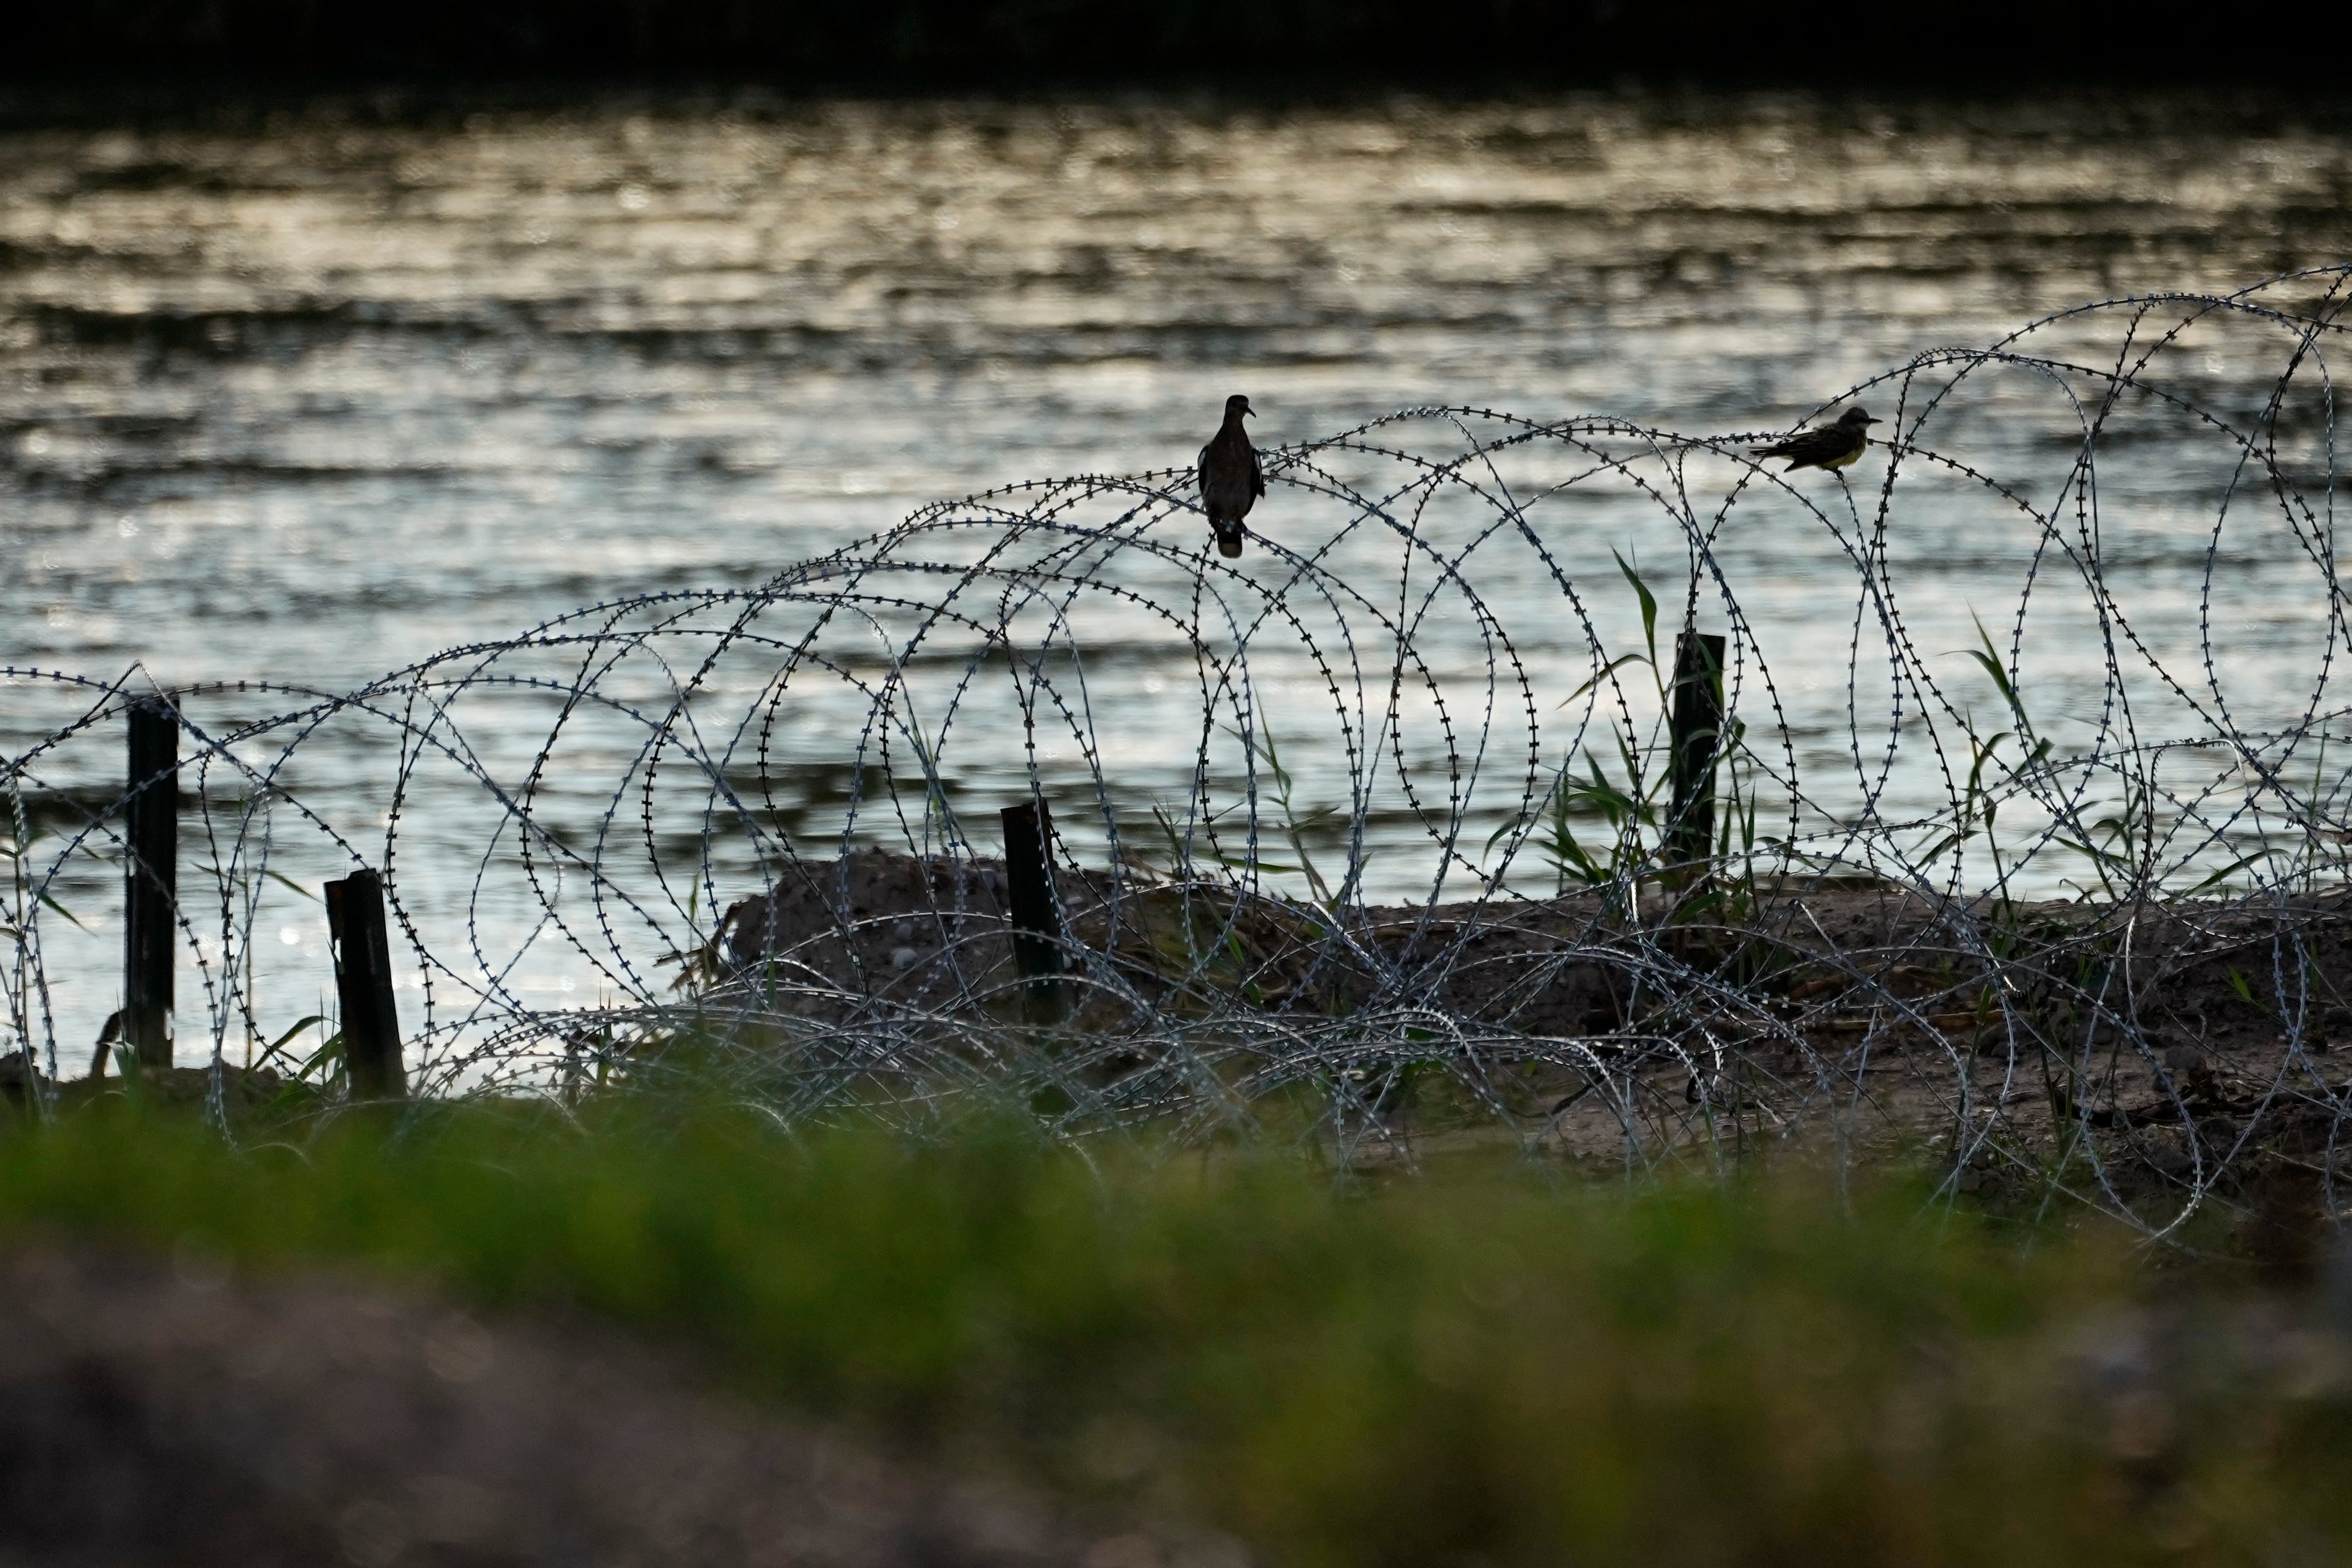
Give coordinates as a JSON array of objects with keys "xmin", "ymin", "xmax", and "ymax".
[{"xmin": 1216, "ymin": 525, "xmax": 1245, "ymax": 559}]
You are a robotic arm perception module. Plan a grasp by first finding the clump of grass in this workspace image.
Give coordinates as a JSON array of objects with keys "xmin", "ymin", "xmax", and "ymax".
[{"xmin": 0, "ymin": 1103, "xmax": 2346, "ymax": 1566}]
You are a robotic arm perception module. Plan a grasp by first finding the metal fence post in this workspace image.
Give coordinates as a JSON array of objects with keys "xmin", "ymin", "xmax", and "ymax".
[
  {"xmin": 1667, "ymin": 631, "xmax": 1726, "ymax": 891},
  {"xmin": 325, "ymin": 868, "xmax": 406, "ymax": 1099},
  {"xmin": 123, "ymin": 696, "xmax": 178, "ymax": 1069},
  {"xmin": 999, "ymin": 799, "xmax": 1065, "ymax": 1019}
]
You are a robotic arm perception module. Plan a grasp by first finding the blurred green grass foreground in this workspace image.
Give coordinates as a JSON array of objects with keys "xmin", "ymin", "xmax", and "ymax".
[{"xmin": 3, "ymin": 1102, "xmax": 2350, "ymax": 1566}]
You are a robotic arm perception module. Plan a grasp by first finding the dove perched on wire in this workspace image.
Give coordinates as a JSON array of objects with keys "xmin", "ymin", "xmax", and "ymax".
[
  {"xmin": 1196, "ymin": 393, "xmax": 1265, "ymax": 558},
  {"xmin": 1748, "ymin": 406, "xmax": 1879, "ymax": 473}
]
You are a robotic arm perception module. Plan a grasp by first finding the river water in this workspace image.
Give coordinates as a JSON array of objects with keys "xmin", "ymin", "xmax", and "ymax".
[{"xmin": 5, "ymin": 91, "xmax": 2351, "ymax": 1070}]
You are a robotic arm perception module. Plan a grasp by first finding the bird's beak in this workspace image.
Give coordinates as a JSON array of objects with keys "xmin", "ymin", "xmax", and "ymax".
[{"xmin": 1865, "ymin": 417, "xmax": 1881, "ymax": 425}]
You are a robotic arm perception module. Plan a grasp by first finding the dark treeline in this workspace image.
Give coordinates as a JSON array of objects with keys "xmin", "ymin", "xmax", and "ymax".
[{"xmin": 6, "ymin": 0, "xmax": 2268, "ymax": 84}]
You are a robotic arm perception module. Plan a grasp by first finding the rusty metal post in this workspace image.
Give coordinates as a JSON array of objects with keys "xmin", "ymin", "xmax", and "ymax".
[
  {"xmin": 123, "ymin": 696, "xmax": 178, "ymax": 1068},
  {"xmin": 999, "ymin": 799, "xmax": 1065, "ymax": 1019},
  {"xmin": 325, "ymin": 868, "xmax": 405, "ymax": 1099}
]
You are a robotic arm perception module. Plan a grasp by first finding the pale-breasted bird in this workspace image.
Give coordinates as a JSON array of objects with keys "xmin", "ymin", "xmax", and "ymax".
[
  {"xmin": 1748, "ymin": 406, "xmax": 1879, "ymax": 473},
  {"xmin": 1197, "ymin": 393, "xmax": 1265, "ymax": 558}
]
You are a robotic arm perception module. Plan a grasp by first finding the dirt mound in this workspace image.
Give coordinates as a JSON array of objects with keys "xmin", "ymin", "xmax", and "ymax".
[
  {"xmin": 698, "ymin": 850, "xmax": 2352, "ymax": 1052},
  {"xmin": 0, "ymin": 1245, "xmax": 1227, "ymax": 1568},
  {"xmin": 692, "ymin": 847, "xmax": 1624, "ymax": 1034},
  {"xmin": 678, "ymin": 851, "xmax": 2352, "ymax": 1220}
]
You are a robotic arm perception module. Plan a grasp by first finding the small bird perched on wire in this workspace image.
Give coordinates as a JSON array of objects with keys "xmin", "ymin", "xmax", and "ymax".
[
  {"xmin": 1749, "ymin": 406, "xmax": 1879, "ymax": 473},
  {"xmin": 1197, "ymin": 393, "xmax": 1265, "ymax": 558}
]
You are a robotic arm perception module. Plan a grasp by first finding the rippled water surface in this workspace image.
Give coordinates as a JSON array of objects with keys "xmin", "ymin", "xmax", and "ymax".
[{"xmin": 6, "ymin": 91, "xmax": 2352, "ymax": 1058}]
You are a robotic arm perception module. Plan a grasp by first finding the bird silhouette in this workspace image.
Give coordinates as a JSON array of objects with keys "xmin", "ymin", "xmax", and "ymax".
[
  {"xmin": 1197, "ymin": 393, "xmax": 1265, "ymax": 558},
  {"xmin": 1748, "ymin": 406, "xmax": 1878, "ymax": 473}
]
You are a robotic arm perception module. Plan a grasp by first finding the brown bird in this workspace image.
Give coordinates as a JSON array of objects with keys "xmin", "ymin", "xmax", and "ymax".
[
  {"xmin": 1748, "ymin": 406, "xmax": 1879, "ymax": 473},
  {"xmin": 1196, "ymin": 393, "xmax": 1265, "ymax": 558}
]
